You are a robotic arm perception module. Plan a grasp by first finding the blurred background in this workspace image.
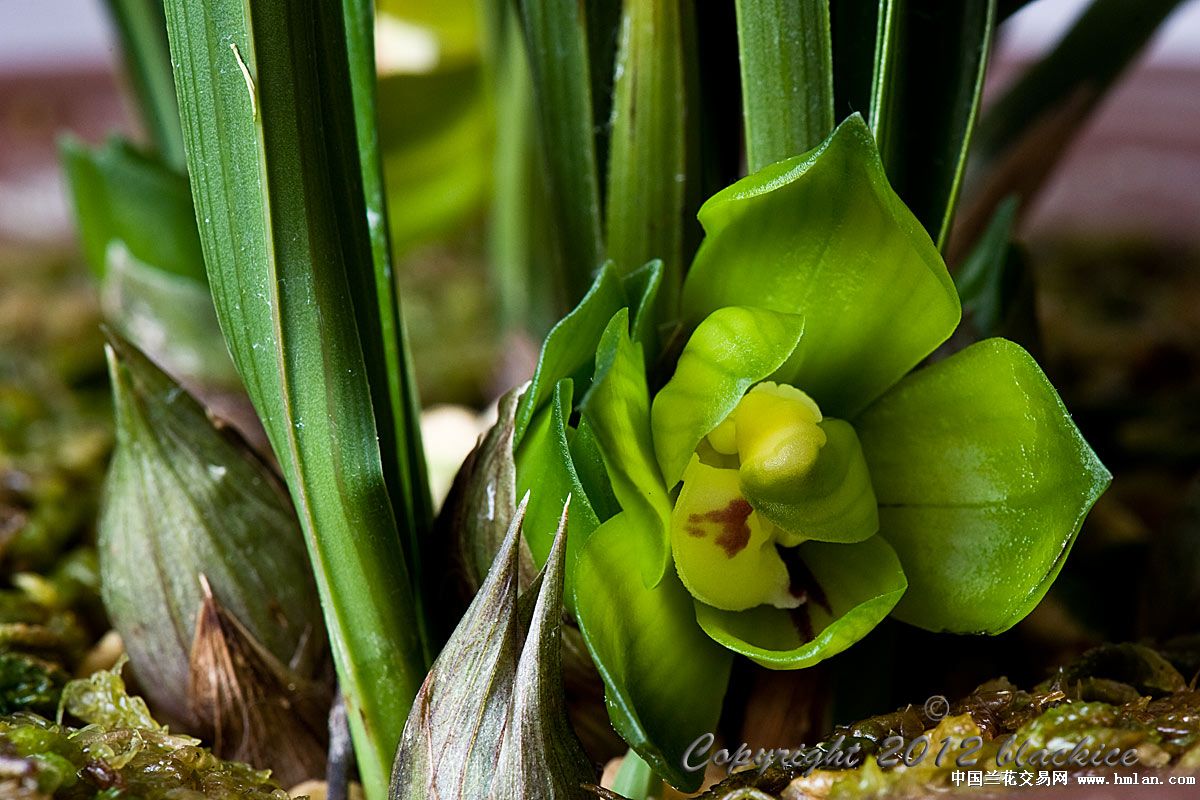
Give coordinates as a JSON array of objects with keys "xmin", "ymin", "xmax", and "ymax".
[{"xmin": 2, "ymin": 0, "xmax": 1199, "ymax": 716}]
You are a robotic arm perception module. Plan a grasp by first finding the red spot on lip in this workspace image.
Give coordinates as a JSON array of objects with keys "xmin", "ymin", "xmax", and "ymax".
[{"xmin": 688, "ymin": 498, "xmax": 753, "ymax": 557}]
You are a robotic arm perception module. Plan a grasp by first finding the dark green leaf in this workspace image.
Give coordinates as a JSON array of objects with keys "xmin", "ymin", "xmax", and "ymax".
[
  {"xmin": 683, "ymin": 114, "xmax": 961, "ymax": 418},
  {"xmin": 735, "ymin": 0, "xmax": 835, "ymax": 171},
  {"xmin": 605, "ymin": 0, "xmax": 686, "ymax": 300},
  {"xmin": 872, "ymin": 0, "xmax": 996, "ymax": 250},
  {"xmin": 961, "ymin": 0, "xmax": 1183, "ymax": 253},
  {"xmin": 517, "ymin": 0, "xmax": 605, "ymax": 301},
  {"xmin": 343, "ymin": 0, "xmax": 435, "ymax": 656},
  {"xmin": 973, "ymin": 0, "xmax": 1185, "ymax": 165},
  {"xmin": 105, "ymin": 0, "xmax": 186, "ymax": 168},
  {"xmin": 855, "ymin": 338, "xmax": 1111, "ymax": 633},
  {"xmin": 162, "ymin": 2, "xmax": 425, "ymax": 795}
]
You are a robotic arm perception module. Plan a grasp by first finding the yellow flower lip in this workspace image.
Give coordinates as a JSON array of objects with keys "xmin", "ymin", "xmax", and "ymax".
[{"xmin": 670, "ymin": 380, "xmax": 881, "ymax": 612}]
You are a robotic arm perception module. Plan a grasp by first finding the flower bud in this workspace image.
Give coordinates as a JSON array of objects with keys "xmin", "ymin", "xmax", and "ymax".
[
  {"xmin": 98, "ymin": 335, "xmax": 325, "ymax": 744},
  {"xmin": 391, "ymin": 495, "xmax": 595, "ymax": 799}
]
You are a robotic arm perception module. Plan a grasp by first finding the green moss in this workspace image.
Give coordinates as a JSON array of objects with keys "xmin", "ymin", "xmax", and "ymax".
[{"xmin": 0, "ymin": 662, "xmax": 292, "ymax": 799}]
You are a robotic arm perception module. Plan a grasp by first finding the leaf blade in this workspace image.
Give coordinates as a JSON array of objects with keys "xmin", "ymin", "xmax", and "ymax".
[{"xmin": 735, "ymin": 0, "xmax": 835, "ymax": 171}]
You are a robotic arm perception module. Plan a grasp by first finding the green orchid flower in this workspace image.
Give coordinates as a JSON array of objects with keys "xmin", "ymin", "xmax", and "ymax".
[{"xmin": 507, "ymin": 114, "xmax": 1109, "ymax": 791}]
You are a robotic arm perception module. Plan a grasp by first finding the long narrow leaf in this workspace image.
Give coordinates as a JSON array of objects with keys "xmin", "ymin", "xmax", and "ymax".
[
  {"xmin": 517, "ymin": 0, "xmax": 605, "ymax": 303},
  {"xmin": 605, "ymin": 0, "xmax": 686, "ymax": 300},
  {"xmin": 106, "ymin": 0, "xmax": 186, "ymax": 168},
  {"xmin": 161, "ymin": 3, "xmax": 424, "ymax": 798},
  {"xmin": 342, "ymin": 0, "xmax": 435, "ymax": 655},
  {"xmin": 735, "ymin": 0, "xmax": 835, "ymax": 171},
  {"xmin": 872, "ymin": 0, "xmax": 995, "ymax": 251}
]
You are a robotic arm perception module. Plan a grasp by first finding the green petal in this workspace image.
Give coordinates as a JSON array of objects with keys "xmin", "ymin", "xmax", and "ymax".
[
  {"xmin": 514, "ymin": 265, "xmax": 625, "ymax": 445},
  {"xmin": 514, "ymin": 379, "xmax": 601, "ymax": 605},
  {"xmin": 581, "ymin": 310, "xmax": 673, "ymax": 582},
  {"xmin": 651, "ymin": 306, "xmax": 805, "ymax": 487},
  {"xmin": 742, "ymin": 419, "xmax": 879, "ymax": 544},
  {"xmin": 682, "ymin": 113, "xmax": 960, "ymax": 417},
  {"xmin": 855, "ymin": 338, "xmax": 1111, "ymax": 634},
  {"xmin": 695, "ymin": 536, "xmax": 906, "ymax": 669},
  {"xmin": 573, "ymin": 512, "xmax": 733, "ymax": 792}
]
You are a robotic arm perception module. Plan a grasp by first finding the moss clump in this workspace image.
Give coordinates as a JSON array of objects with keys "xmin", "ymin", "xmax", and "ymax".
[{"xmin": 0, "ymin": 660, "xmax": 292, "ymax": 799}]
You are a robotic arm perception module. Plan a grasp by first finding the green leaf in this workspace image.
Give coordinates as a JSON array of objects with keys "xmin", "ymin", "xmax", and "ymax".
[
  {"xmin": 954, "ymin": 195, "xmax": 1022, "ymax": 337},
  {"xmin": 611, "ymin": 750, "xmax": 659, "ymax": 800},
  {"xmin": 829, "ymin": 0, "xmax": 896, "ymax": 122},
  {"xmin": 343, "ymin": 0, "xmax": 435, "ymax": 656},
  {"xmin": 683, "ymin": 114, "xmax": 961, "ymax": 418},
  {"xmin": 514, "ymin": 266, "xmax": 626, "ymax": 444},
  {"xmin": 735, "ymin": 0, "xmax": 835, "ymax": 172},
  {"xmin": 162, "ymin": 3, "xmax": 425, "ymax": 797},
  {"xmin": 871, "ymin": 0, "xmax": 996, "ymax": 250},
  {"xmin": 694, "ymin": 535, "xmax": 906, "ymax": 669},
  {"xmin": 581, "ymin": 310, "xmax": 673, "ymax": 582},
  {"xmin": 605, "ymin": 0, "xmax": 686, "ymax": 300},
  {"xmin": 855, "ymin": 338, "xmax": 1111, "ymax": 634},
  {"xmin": 105, "ymin": 0, "xmax": 186, "ymax": 168},
  {"xmin": 60, "ymin": 137, "xmax": 204, "ymax": 283},
  {"xmin": 60, "ymin": 137, "xmax": 236, "ymax": 387},
  {"xmin": 516, "ymin": 0, "xmax": 605, "ymax": 301},
  {"xmin": 573, "ymin": 511, "xmax": 732, "ymax": 792},
  {"xmin": 651, "ymin": 306, "xmax": 805, "ymax": 487},
  {"xmin": 514, "ymin": 379, "xmax": 601, "ymax": 601}
]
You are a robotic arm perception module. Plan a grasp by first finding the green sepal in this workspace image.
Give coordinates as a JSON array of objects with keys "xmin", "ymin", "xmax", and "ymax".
[
  {"xmin": 694, "ymin": 535, "xmax": 906, "ymax": 670},
  {"xmin": 569, "ymin": 416, "xmax": 621, "ymax": 523},
  {"xmin": 581, "ymin": 310, "xmax": 672, "ymax": 583},
  {"xmin": 514, "ymin": 379, "xmax": 601, "ymax": 607},
  {"xmin": 573, "ymin": 511, "xmax": 732, "ymax": 792},
  {"xmin": 621, "ymin": 260, "xmax": 665, "ymax": 357},
  {"xmin": 682, "ymin": 113, "xmax": 961, "ymax": 418},
  {"xmin": 514, "ymin": 266, "xmax": 625, "ymax": 445},
  {"xmin": 741, "ymin": 419, "xmax": 879, "ymax": 544},
  {"xmin": 855, "ymin": 337, "xmax": 1111, "ymax": 634},
  {"xmin": 651, "ymin": 306, "xmax": 805, "ymax": 487}
]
